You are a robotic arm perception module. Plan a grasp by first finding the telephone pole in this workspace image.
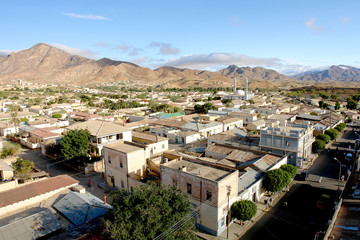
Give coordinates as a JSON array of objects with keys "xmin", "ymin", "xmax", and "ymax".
[{"xmin": 226, "ymin": 185, "xmax": 232, "ymax": 239}]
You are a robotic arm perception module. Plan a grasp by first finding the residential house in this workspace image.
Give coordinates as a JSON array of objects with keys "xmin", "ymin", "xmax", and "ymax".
[
  {"xmin": 181, "ymin": 122, "xmax": 223, "ymax": 139},
  {"xmin": 246, "ymin": 119, "xmax": 266, "ymax": 131},
  {"xmin": 67, "ymin": 120, "xmax": 132, "ymax": 155},
  {"xmin": 131, "ymin": 131, "xmax": 169, "ymax": 156},
  {"xmin": 215, "ymin": 117, "xmax": 243, "ymax": 132},
  {"xmin": 68, "ymin": 112, "xmax": 102, "ymax": 122}
]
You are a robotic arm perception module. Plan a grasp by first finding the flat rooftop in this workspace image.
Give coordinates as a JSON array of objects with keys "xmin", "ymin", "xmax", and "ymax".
[
  {"xmin": 165, "ymin": 160, "xmax": 233, "ymax": 182},
  {"xmin": 104, "ymin": 141, "xmax": 144, "ymax": 153}
]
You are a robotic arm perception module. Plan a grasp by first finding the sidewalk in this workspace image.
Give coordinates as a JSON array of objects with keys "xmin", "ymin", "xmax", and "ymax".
[{"xmin": 195, "ymin": 184, "xmax": 293, "ymax": 240}]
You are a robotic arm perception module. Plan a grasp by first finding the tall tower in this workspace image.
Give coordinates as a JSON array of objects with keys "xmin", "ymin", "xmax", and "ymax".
[
  {"xmin": 233, "ymin": 77, "xmax": 237, "ymax": 93},
  {"xmin": 245, "ymin": 77, "xmax": 248, "ymax": 100}
]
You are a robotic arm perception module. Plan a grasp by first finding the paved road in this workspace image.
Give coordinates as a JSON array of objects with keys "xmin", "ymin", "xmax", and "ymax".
[{"xmin": 241, "ymin": 128, "xmax": 358, "ymax": 240}]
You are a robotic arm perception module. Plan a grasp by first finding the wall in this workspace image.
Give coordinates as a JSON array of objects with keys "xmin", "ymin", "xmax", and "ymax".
[{"xmin": 0, "ymin": 180, "xmax": 17, "ymax": 192}]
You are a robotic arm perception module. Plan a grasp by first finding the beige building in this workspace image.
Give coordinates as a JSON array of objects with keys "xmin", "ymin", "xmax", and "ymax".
[
  {"xmin": 67, "ymin": 120, "xmax": 132, "ymax": 155},
  {"xmin": 161, "ymin": 158, "xmax": 238, "ymax": 236}
]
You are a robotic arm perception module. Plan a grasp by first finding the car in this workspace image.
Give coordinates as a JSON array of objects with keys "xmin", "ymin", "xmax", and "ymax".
[
  {"xmin": 316, "ymin": 194, "xmax": 331, "ymax": 210},
  {"xmin": 296, "ymin": 170, "xmax": 310, "ymax": 181}
]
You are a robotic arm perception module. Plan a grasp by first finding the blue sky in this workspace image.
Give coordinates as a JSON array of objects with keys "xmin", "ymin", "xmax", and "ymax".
[{"xmin": 1, "ymin": 0, "xmax": 359, "ymax": 75}]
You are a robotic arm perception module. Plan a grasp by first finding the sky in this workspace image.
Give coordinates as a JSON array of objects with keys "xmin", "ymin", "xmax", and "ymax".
[{"xmin": 1, "ymin": 0, "xmax": 359, "ymax": 75}]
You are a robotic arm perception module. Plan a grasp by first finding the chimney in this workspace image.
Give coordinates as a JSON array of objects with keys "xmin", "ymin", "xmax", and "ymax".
[{"xmin": 103, "ymin": 196, "xmax": 107, "ymax": 205}]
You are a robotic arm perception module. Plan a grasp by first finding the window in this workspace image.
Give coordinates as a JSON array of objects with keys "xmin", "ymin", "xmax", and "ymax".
[
  {"xmin": 173, "ymin": 179, "xmax": 177, "ymax": 187},
  {"xmin": 286, "ymin": 141, "xmax": 290, "ymax": 146},
  {"xmin": 187, "ymin": 183, "xmax": 192, "ymax": 194},
  {"xmin": 121, "ymin": 180, "xmax": 124, "ymax": 188},
  {"xmin": 206, "ymin": 190, "xmax": 212, "ymax": 201},
  {"xmin": 120, "ymin": 160, "xmax": 123, "ymax": 168},
  {"xmin": 117, "ymin": 133, "xmax": 123, "ymax": 140},
  {"xmin": 108, "ymin": 156, "xmax": 111, "ymax": 164},
  {"xmin": 221, "ymin": 217, "xmax": 225, "ymax": 227},
  {"xmin": 162, "ymin": 144, "xmax": 165, "ymax": 149}
]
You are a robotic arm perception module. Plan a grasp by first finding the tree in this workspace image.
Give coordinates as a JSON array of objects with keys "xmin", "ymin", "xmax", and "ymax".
[
  {"xmin": 231, "ymin": 200, "xmax": 257, "ymax": 224},
  {"xmin": 312, "ymin": 139, "xmax": 326, "ymax": 152},
  {"xmin": 280, "ymin": 164, "xmax": 297, "ymax": 179},
  {"xmin": 60, "ymin": 129, "xmax": 91, "ymax": 162},
  {"xmin": 316, "ymin": 134, "xmax": 330, "ymax": 144},
  {"xmin": 334, "ymin": 123, "xmax": 346, "ymax": 132},
  {"xmin": 347, "ymin": 98, "xmax": 358, "ymax": 110},
  {"xmin": 8, "ymin": 105, "xmax": 21, "ymax": 135},
  {"xmin": 335, "ymin": 101, "xmax": 341, "ymax": 110},
  {"xmin": 101, "ymin": 184, "xmax": 197, "ymax": 240},
  {"xmin": 13, "ymin": 157, "xmax": 35, "ymax": 178},
  {"xmin": 325, "ymin": 128, "xmax": 339, "ymax": 140},
  {"xmin": 52, "ymin": 113, "xmax": 62, "ymax": 118},
  {"xmin": 310, "ymin": 111, "xmax": 318, "ymax": 115},
  {"xmin": 263, "ymin": 169, "xmax": 291, "ymax": 192}
]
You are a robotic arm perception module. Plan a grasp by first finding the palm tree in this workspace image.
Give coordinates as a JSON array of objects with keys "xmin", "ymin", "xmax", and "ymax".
[{"xmin": 8, "ymin": 105, "xmax": 21, "ymax": 136}]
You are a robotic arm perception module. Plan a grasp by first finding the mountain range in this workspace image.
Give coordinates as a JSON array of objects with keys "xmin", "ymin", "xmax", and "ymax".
[{"xmin": 0, "ymin": 43, "xmax": 359, "ymax": 89}]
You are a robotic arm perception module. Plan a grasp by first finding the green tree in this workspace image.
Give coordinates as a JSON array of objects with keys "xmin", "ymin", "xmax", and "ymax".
[
  {"xmin": 8, "ymin": 105, "xmax": 21, "ymax": 135},
  {"xmin": 263, "ymin": 169, "xmax": 291, "ymax": 192},
  {"xmin": 335, "ymin": 101, "xmax": 341, "ymax": 110},
  {"xmin": 231, "ymin": 200, "xmax": 257, "ymax": 224},
  {"xmin": 346, "ymin": 98, "xmax": 358, "ymax": 110},
  {"xmin": 280, "ymin": 164, "xmax": 297, "ymax": 179},
  {"xmin": 330, "ymin": 94, "xmax": 338, "ymax": 101},
  {"xmin": 316, "ymin": 134, "xmax": 331, "ymax": 144},
  {"xmin": 325, "ymin": 128, "xmax": 339, "ymax": 140},
  {"xmin": 312, "ymin": 139, "xmax": 326, "ymax": 152},
  {"xmin": 102, "ymin": 184, "xmax": 197, "ymax": 240},
  {"xmin": 52, "ymin": 113, "xmax": 62, "ymax": 118},
  {"xmin": 60, "ymin": 129, "xmax": 91, "ymax": 163},
  {"xmin": 12, "ymin": 157, "xmax": 35, "ymax": 178},
  {"xmin": 310, "ymin": 111, "xmax": 318, "ymax": 115}
]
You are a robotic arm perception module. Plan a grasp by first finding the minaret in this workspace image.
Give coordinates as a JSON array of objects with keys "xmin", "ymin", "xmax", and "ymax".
[
  {"xmin": 245, "ymin": 77, "xmax": 248, "ymax": 100},
  {"xmin": 233, "ymin": 77, "xmax": 237, "ymax": 93}
]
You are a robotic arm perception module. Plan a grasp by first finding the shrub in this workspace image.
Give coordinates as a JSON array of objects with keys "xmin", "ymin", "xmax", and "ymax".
[
  {"xmin": 316, "ymin": 134, "xmax": 330, "ymax": 144},
  {"xmin": 312, "ymin": 139, "xmax": 326, "ymax": 152},
  {"xmin": 280, "ymin": 164, "xmax": 297, "ymax": 179},
  {"xmin": 325, "ymin": 129, "xmax": 339, "ymax": 140},
  {"xmin": 1, "ymin": 142, "xmax": 20, "ymax": 158},
  {"xmin": 52, "ymin": 113, "xmax": 62, "ymax": 118},
  {"xmin": 231, "ymin": 200, "xmax": 257, "ymax": 223},
  {"xmin": 263, "ymin": 169, "xmax": 291, "ymax": 192}
]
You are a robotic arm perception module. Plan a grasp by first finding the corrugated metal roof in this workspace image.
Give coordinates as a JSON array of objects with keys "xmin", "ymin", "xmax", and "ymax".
[
  {"xmin": 67, "ymin": 120, "xmax": 130, "ymax": 137},
  {"xmin": 238, "ymin": 167, "xmax": 263, "ymax": 194},
  {"xmin": 53, "ymin": 191, "xmax": 112, "ymax": 226},
  {"xmin": 0, "ymin": 208, "xmax": 62, "ymax": 240}
]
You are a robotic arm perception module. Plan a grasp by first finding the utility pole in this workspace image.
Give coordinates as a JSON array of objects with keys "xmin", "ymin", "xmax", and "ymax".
[{"xmin": 226, "ymin": 185, "xmax": 232, "ymax": 239}]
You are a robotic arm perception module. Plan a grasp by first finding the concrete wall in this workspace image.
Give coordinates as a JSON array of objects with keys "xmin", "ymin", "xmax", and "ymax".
[{"xmin": 0, "ymin": 180, "xmax": 17, "ymax": 192}]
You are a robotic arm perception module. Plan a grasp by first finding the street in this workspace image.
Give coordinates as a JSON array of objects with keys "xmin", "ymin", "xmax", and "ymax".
[
  {"xmin": 241, "ymin": 127, "xmax": 358, "ymax": 240},
  {"xmin": 20, "ymin": 149, "xmax": 110, "ymax": 201}
]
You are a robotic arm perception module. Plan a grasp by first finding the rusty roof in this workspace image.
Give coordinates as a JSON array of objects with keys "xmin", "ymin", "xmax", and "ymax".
[{"xmin": 0, "ymin": 175, "xmax": 78, "ymax": 208}]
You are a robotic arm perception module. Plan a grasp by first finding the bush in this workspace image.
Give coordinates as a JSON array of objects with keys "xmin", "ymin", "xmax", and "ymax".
[
  {"xmin": 1, "ymin": 142, "xmax": 20, "ymax": 158},
  {"xmin": 325, "ymin": 129, "xmax": 339, "ymax": 140},
  {"xmin": 52, "ymin": 113, "xmax": 62, "ymax": 118},
  {"xmin": 263, "ymin": 169, "xmax": 291, "ymax": 192},
  {"xmin": 280, "ymin": 164, "xmax": 297, "ymax": 179},
  {"xmin": 13, "ymin": 157, "xmax": 35, "ymax": 178},
  {"xmin": 316, "ymin": 134, "xmax": 330, "ymax": 144},
  {"xmin": 312, "ymin": 139, "xmax": 326, "ymax": 152},
  {"xmin": 231, "ymin": 200, "xmax": 257, "ymax": 223},
  {"xmin": 334, "ymin": 123, "xmax": 346, "ymax": 132}
]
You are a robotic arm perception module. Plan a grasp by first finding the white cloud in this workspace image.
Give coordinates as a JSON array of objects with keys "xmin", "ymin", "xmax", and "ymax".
[
  {"xmin": 114, "ymin": 44, "xmax": 142, "ymax": 56},
  {"xmin": 341, "ymin": 17, "xmax": 352, "ymax": 24},
  {"xmin": 160, "ymin": 53, "xmax": 282, "ymax": 70},
  {"xmin": 63, "ymin": 13, "xmax": 109, "ymax": 20},
  {"xmin": 0, "ymin": 49, "xmax": 11, "ymax": 57},
  {"xmin": 49, "ymin": 43, "xmax": 97, "ymax": 58},
  {"xmin": 305, "ymin": 17, "xmax": 327, "ymax": 34},
  {"xmin": 149, "ymin": 42, "xmax": 180, "ymax": 55},
  {"xmin": 94, "ymin": 42, "xmax": 111, "ymax": 47}
]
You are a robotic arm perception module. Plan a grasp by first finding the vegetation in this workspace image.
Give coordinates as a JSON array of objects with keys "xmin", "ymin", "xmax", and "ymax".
[
  {"xmin": 149, "ymin": 101, "xmax": 181, "ymax": 113},
  {"xmin": 310, "ymin": 111, "xmax": 318, "ymax": 115},
  {"xmin": 325, "ymin": 128, "xmax": 339, "ymax": 140},
  {"xmin": 280, "ymin": 164, "xmax": 297, "ymax": 179},
  {"xmin": 13, "ymin": 157, "xmax": 35, "ymax": 178},
  {"xmin": 316, "ymin": 134, "xmax": 330, "ymax": 144},
  {"xmin": 318, "ymin": 92, "xmax": 329, "ymax": 99},
  {"xmin": 335, "ymin": 101, "xmax": 341, "ymax": 110},
  {"xmin": 52, "ymin": 113, "xmax": 62, "ymax": 118},
  {"xmin": 318, "ymin": 100, "xmax": 329, "ymax": 109},
  {"xmin": 312, "ymin": 139, "xmax": 326, "ymax": 152},
  {"xmin": 194, "ymin": 103, "xmax": 217, "ymax": 113},
  {"xmin": 334, "ymin": 123, "xmax": 346, "ymax": 132},
  {"xmin": 263, "ymin": 169, "xmax": 291, "ymax": 192},
  {"xmin": 102, "ymin": 184, "xmax": 197, "ymax": 240},
  {"xmin": 346, "ymin": 97, "xmax": 358, "ymax": 110},
  {"xmin": 59, "ymin": 129, "xmax": 91, "ymax": 164},
  {"xmin": 1, "ymin": 142, "xmax": 21, "ymax": 158},
  {"xmin": 231, "ymin": 200, "xmax": 257, "ymax": 224}
]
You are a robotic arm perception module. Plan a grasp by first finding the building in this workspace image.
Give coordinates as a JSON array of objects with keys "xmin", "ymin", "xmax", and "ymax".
[
  {"xmin": 259, "ymin": 125, "xmax": 315, "ymax": 167},
  {"xmin": 223, "ymin": 77, "xmax": 254, "ymax": 101},
  {"xmin": 161, "ymin": 158, "xmax": 239, "ymax": 236},
  {"xmin": 67, "ymin": 120, "xmax": 132, "ymax": 155}
]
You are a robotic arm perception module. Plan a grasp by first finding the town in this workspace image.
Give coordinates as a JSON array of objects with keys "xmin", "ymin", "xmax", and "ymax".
[{"xmin": 0, "ymin": 78, "xmax": 359, "ymax": 240}]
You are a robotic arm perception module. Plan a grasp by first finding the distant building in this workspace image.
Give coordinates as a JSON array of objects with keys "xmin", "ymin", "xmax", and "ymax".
[{"xmin": 223, "ymin": 77, "xmax": 254, "ymax": 101}]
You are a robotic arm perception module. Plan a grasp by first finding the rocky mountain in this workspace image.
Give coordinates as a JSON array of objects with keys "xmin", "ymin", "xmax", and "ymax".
[
  {"xmin": 295, "ymin": 65, "xmax": 360, "ymax": 82},
  {"xmin": 0, "ymin": 43, "xmax": 294, "ymax": 88}
]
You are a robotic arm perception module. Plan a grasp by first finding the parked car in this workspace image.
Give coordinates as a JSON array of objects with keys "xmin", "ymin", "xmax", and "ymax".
[{"xmin": 296, "ymin": 170, "xmax": 310, "ymax": 181}]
